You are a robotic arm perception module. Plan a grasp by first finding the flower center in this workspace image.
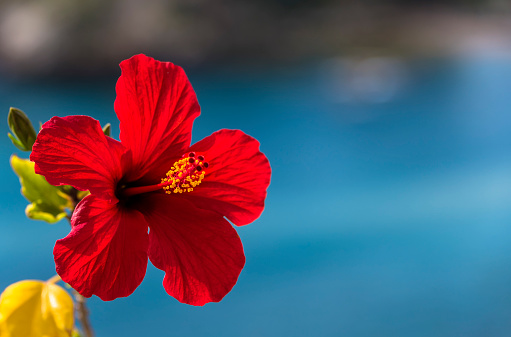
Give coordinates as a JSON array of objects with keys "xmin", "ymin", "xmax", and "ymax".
[
  {"xmin": 119, "ymin": 152, "xmax": 209, "ymax": 198},
  {"xmin": 160, "ymin": 152, "xmax": 207, "ymax": 194}
]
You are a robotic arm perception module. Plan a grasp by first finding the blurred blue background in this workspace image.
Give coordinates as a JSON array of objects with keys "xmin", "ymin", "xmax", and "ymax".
[{"xmin": 1, "ymin": 1, "xmax": 511, "ymax": 336}]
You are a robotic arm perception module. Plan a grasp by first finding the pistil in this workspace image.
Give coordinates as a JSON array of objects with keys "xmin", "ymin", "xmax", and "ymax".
[{"xmin": 119, "ymin": 152, "xmax": 208, "ymax": 198}]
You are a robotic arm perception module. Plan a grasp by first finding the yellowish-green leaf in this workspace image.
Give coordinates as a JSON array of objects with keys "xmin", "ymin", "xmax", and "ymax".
[
  {"xmin": 10, "ymin": 155, "xmax": 71, "ymax": 224},
  {"xmin": 25, "ymin": 203, "xmax": 68, "ymax": 223},
  {"xmin": 0, "ymin": 280, "xmax": 74, "ymax": 337}
]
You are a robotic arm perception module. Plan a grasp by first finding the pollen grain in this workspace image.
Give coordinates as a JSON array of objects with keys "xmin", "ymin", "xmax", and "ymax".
[{"xmin": 160, "ymin": 153, "xmax": 208, "ymax": 194}]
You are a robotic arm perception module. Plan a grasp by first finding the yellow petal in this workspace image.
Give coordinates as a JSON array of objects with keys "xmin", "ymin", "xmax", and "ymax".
[{"xmin": 0, "ymin": 280, "xmax": 74, "ymax": 337}]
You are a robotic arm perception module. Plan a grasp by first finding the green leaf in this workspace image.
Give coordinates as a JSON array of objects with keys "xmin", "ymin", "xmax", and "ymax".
[
  {"xmin": 25, "ymin": 203, "xmax": 68, "ymax": 223},
  {"xmin": 10, "ymin": 155, "xmax": 72, "ymax": 224},
  {"xmin": 7, "ymin": 107, "xmax": 37, "ymax": 151}
]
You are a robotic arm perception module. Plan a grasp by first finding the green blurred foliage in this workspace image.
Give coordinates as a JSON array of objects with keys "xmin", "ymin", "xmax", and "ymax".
[{"xmin": 10, "ymin": 155, "xmax": 72, "ymax": 224}]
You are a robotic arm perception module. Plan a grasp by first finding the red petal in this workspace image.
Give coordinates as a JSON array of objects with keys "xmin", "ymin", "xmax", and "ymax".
[
  {"xmin": 186, "ymin": 129, "xmax": 271, "ymax": 226},
  {"xmin": 114, "ymin": 54, "xmax": 200, "ymax": 181},
  {"xmin": 140, "ymin": 194, "xmax": 245, "ymax": 306},
  {"xmin": 54, "ymin": 195, "xmax": 149, "ymax": 301},
  {"xmin": 30, "ymin": 115, "xmax": 126, "ymax": 202}
]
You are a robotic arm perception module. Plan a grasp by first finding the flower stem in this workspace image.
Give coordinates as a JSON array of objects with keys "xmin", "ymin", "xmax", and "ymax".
[
  {"xmin": 65, "ymin": 196, "xmax": 94, "ymax": 337},
  {"xmin": 74, "ymin": 291, "xmax": 94, "ymax": 337},
  {"xmin": 46, "ymin": 274, "xmax": 61, "ymax": 284}
]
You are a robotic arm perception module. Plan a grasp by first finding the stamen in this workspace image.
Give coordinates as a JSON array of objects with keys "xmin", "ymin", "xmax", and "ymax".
[
  {"xmin": 119, "ymin": 153, "xmax": 208, "ymax": 198},
  {"xmin": 160, "ymin": 153, "xmax": 207, "ymax": 194}
]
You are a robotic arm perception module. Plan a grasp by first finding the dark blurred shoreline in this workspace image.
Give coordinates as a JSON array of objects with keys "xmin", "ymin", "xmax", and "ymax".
[{"xmin": 1, "ymin": 1, "xmax": 511, "ymax": 79}]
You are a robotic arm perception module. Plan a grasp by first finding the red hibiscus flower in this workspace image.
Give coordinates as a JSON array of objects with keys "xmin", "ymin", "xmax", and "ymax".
[{"xmin": 29, "ymin": 54, "xmax": 271, "ymax": 306}]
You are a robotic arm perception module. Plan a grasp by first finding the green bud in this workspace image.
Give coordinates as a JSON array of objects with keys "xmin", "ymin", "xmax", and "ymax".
[
  {"xmin": 7, "ymin": 107, "xmax": 37, "ymax": 151},
  {"xmin": 102, "ymin": 123, "xmax": 111, "ymax": 137}
]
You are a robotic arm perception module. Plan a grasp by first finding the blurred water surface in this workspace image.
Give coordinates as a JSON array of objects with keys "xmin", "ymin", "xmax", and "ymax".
[{"xmin": 1, "ymin": 57, "xmax": 511, "ymax": 336}]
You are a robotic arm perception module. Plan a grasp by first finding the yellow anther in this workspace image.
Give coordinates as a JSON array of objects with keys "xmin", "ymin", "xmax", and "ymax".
[{"xmin": 161, "ymin": 155, "xmax": 207, "ymax": 194}]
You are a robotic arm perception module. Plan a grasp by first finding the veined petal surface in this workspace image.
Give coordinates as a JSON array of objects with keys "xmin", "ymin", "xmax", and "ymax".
[
  {"xmin": 54, "ymin": 195, "xmax": 149, "ymax": 301},
  {"xmin": 30, "ymin": 116, "xmax": 126, "ymax": 202},
  {"xmin": 141, "ymin": 194, "xmax": 245, "ymax": 306},
  {"xmin": 186, "ymin": 129, "xmax": 271, "ymax": 226},
  {"xmin": 114, "ymin": 54, "xmax": 200, "ymax": 181}
]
